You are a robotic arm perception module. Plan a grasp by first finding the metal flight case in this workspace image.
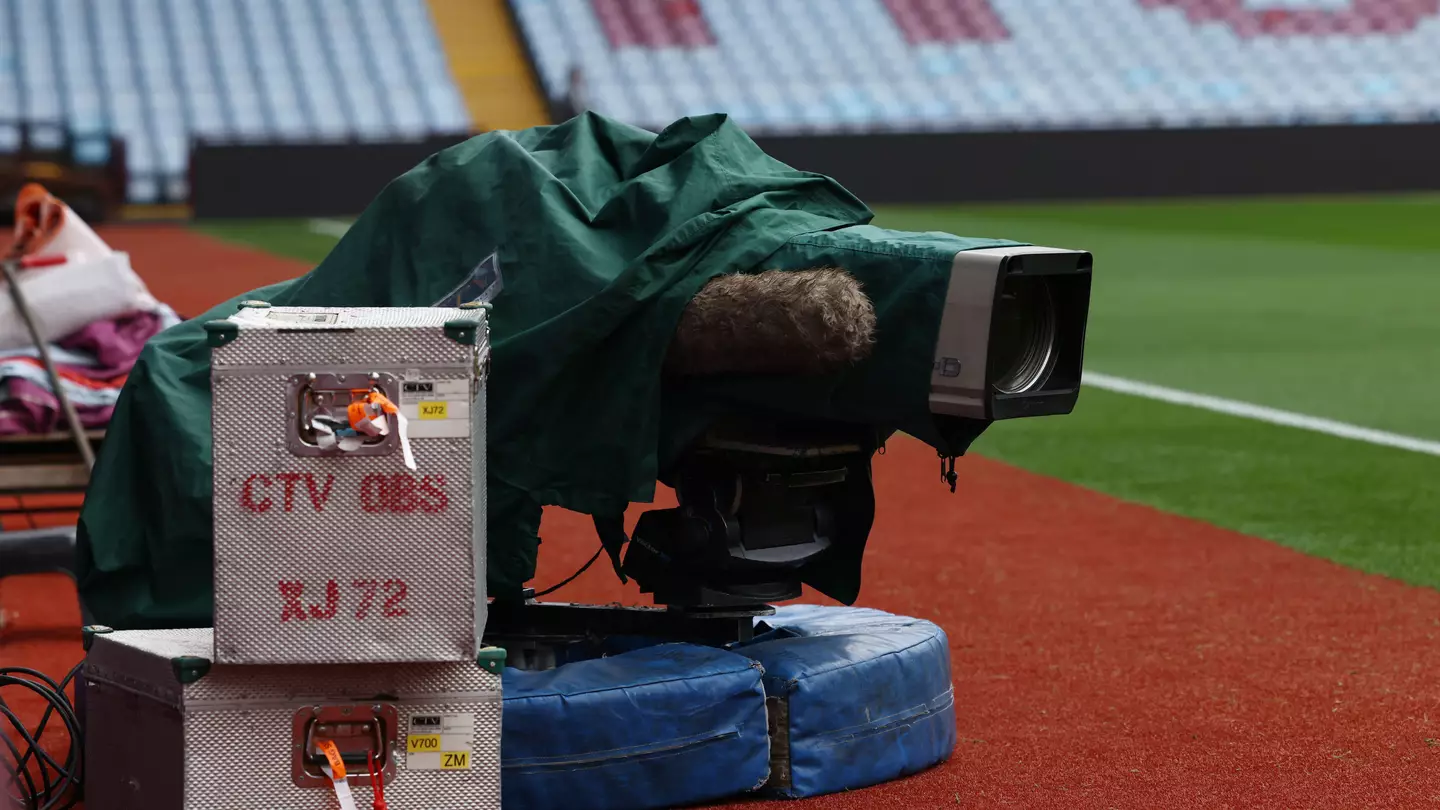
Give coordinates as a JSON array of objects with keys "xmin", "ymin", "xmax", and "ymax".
[
  {"xmin": 81, "ymin": 626, "xmax": 504, "ymax": 809},
  {"xmin": 204, "ymin": 303, "xmax": 490, "ymax": 666}
]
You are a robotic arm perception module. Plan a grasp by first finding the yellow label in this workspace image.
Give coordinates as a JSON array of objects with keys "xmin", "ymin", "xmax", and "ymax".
[
  {"xmin": 418, "ymin": 401, "xmax": 449, "ymax": 420},
  {"xmin": 407, "ymin": 734, "xmax": 442, "ymax": 753},
  {"xmin": 440, "ymin": 751, "xmax": 470, "ymax": 770}
]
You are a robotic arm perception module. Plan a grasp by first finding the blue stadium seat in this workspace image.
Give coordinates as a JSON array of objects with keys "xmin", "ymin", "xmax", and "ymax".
[
  {"xmin": 0, "ymin": 0, "xmax": 472, "ymax": 203},
  {"xmin": 6, "ymin": 0, "xmax": 1439, "ymax": 202},
  {"xmin": 0, "ymin": 123, "xmax": 19, "ymax": 155},
  {"xmin": 128, "ymin": 175, "xmax": 159, "ymax": 204},
  {"xmin": 72, "ymin": 135, "xmax": 110, "ymax": 166},
  {"xmin": 509, "ymin": 0, "xmax": 1440, "ymax": 135}
]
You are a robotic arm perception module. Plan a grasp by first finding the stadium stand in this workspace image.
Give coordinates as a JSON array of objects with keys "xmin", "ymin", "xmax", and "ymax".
[
  {"xmin": 510, "ymin": 0, "xmax": 1440, "ymax": 134},
  {"xmin": 7, "ymin": 0, "xmax": 1438, "ymax": 207},
  {"xmin": 0, "ymin": 0, "xmax": 472, "ymax": 205}
]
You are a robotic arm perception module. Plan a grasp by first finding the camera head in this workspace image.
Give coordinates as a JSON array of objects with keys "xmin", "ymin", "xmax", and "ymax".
[{"xmin": 622, "ymin": 241, "xmax": 1094, "ymax": 612}]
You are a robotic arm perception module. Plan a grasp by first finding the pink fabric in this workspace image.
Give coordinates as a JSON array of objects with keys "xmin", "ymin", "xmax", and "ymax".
[
  {"xmin": 0, "ymin": 378, "xmax": 116, "ymax": 436},
  {"xmin": 53, "ymin": 309, "xmax": 167, "ymax": 376},
  {"xmin": 0, "ymin": 309, "xmax": 170, "ymax": 436}
]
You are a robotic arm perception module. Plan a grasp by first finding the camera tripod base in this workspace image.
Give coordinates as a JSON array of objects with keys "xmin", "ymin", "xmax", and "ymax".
[{"xmin": 482, "ymin": 594, "xmax": 775, "ymax": 671}]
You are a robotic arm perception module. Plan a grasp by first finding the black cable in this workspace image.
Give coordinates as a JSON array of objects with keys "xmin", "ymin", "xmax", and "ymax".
[
  {"xmin": 0, "ymin": 663, "xmax": 84, "ymax": 810},
  {"xmin": 0, "ymin": 676, "xmax": 77, "ymax": 810},
  {"xmin": 1, "ymin": 720, "xmax": 40, "ymax": 810},
  {"xmin": 2, "ymin": 665, "xmax": 82, "ymax": 810},
  {"xmin": 531, "ymin": 543, "xmax": 605, "ymax": 598}
]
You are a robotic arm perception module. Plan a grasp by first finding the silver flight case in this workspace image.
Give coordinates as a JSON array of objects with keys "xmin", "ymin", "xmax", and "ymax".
[
  {"xmin": 81, "ymin": 626, "xmax": 504, "ymax": 809},
  {"xmin": 205, "ymin": 303, "xmax": 490, "ymax": 665}
]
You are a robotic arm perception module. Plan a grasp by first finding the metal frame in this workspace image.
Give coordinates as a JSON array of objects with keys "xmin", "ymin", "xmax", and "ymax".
[
  {"xmin": 285, "ymin": 371, "xmax": 402, "ymax": 457},
  {"xmin": 0, "ymin": 431, "xmax": 102, "ymax": 505},
  {"xmin": 291, "ymin": 703, "xmax": 400, "ymax": 789},
  {"xmin": 2, "ymin": 258, "xmax": 96, "ymax": 470},
  {"xmin": 0, "ymin": 258, "xmax": 94, "ymax": 596},
  {"xmin": 482, "ymin": 595, "xmax": 773, "ymax": 670}
]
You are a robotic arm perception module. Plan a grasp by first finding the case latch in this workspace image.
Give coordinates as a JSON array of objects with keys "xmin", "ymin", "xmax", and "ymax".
[
  {"xmin": 292, "ymin": 704, "xmax": 398, "ymax": 789},
  {"xmin": 287, "ymin": 372, "xmax": 401, "ymax": 458}
]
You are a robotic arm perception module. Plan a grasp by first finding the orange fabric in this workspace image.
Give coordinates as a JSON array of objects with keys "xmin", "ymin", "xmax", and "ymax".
[
  {"xmin": 346, "ymin": 399, "xmax": 369, "ymax": 430},
  {"xmin": 0, "ymin": 356, "xmax": 128, "ymax": 389},
  {"xmin": 7, "ymin": 183, "xmax": 67, "ymax": 260},
  {"xmin": 367, "ymin": 391, "xmax": 399, "ymax": 415}
]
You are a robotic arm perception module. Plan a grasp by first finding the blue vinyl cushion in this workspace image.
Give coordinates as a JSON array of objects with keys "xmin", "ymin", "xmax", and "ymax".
[
  {"xmin": 501, "ymin": 642, "xmax": 771, "ymax": 810},
  {"xmin": 738, "ymin": 604, "xmax": 957, "ymax": 798}
]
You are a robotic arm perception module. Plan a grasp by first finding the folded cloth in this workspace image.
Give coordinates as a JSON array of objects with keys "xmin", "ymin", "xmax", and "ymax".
[
  {"xmin": 54, "ymin": 307, "xmax": 180, "ymax": 375},
  {"xmin": 0, "ymin": 307, "xmax": 178, "ymax": 436},
  {"xmin": 0, "ymin": 342, "xmax": 100, "ymax": 369},
  {"xmin": 0, "ymin": 375, "xmax": 123, "ymax": 435}
]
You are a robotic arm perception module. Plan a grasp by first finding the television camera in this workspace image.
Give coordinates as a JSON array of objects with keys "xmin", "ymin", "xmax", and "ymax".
[{"xmin": 485, "ymin": 245, "xmax": 1093, "ymax": 668}]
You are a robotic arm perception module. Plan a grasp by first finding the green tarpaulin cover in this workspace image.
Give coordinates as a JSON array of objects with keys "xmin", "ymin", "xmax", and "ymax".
[{"xmin": 76, "ymin": 113, "xmax": 1021, "ymax": 630}]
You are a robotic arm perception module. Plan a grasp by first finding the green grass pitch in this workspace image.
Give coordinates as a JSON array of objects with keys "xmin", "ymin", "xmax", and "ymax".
[{"xmin": 194, "ymin": 194, "xmax": 1440, "ymax": 591}]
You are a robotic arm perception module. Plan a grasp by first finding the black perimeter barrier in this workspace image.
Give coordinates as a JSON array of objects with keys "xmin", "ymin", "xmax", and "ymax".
[
  {"xmin": 189, "ymin": 133, "xmax": 473, "ymax": 219},
  {"xmin": 189, "ymin": 122, "xmax": 1440, "ymax": 219}
]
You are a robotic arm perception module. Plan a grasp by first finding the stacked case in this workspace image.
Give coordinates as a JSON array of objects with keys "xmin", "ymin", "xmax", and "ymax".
[{"xmin": 83, "ymin": 303, "xmax": 504, "ymax": 809}]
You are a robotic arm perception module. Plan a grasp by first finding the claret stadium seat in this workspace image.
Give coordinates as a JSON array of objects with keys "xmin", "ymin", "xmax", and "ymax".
[
  {"xmin": 510, "ymin": 0, "xmax": 1440, "ymax": 134},
  {"xmin": 3, "ymin": 0, "xmax": 1436, "ymax": 204}
]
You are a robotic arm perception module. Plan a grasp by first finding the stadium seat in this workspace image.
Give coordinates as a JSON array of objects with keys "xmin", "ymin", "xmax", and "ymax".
[
  {"xmin": 5, "ymin": 0, "xmax": 1438, "ymax": 203},
  {"xmin": 0, "ymin": 0, "xmax": 474, "ymax": 203},
  {"xmin": 507, "ymin": 0, "xmax": 1440, "ymax": 135}
]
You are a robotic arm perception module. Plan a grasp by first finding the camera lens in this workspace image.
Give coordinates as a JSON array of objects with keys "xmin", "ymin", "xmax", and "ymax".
[{"xmin": 989, "ymin": 275, "xmax": 1056, "ymax": 395}]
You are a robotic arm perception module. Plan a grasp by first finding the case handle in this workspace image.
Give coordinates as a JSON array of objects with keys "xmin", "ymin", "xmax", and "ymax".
[
  {"xmin": 286, "ymin": 372, "xmax": 401, "ymax": 459},
  {"xmin": 293, "ymin": 704, "xmax": 398, "ymax": 789}
]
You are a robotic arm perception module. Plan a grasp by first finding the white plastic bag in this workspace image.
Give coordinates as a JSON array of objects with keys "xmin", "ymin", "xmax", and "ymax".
[{"xmin": 0, "ymin": 251, "xmax": 159, "ymax": 351}]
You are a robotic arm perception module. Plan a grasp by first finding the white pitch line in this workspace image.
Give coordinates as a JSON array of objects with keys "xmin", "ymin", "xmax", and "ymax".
[
  {"xmin": 307, "ymin": 218, "xmax": 351, "ymax": 239},
  {"xmin": 1083, "ymin": 372, "xmax": 1440, "ymax": 458}
]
